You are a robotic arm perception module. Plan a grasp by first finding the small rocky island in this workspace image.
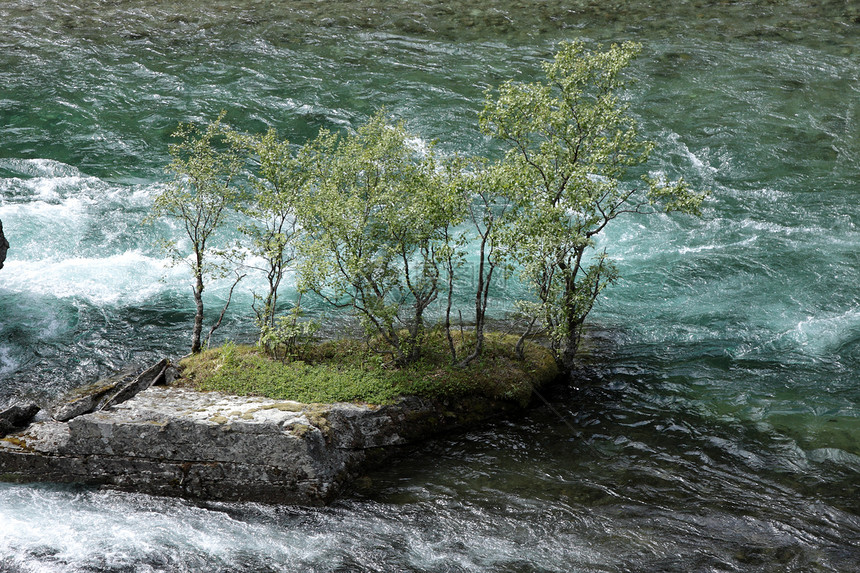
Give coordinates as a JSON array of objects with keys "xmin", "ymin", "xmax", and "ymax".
[{"xmin": 0, "ymin": 358, "xmax": 540, "ymax": 505}]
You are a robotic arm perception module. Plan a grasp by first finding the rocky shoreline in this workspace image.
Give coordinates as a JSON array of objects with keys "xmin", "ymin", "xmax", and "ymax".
[{"xmin": 0, "ymin": 360, "xmax": 528, "ymax": 505}]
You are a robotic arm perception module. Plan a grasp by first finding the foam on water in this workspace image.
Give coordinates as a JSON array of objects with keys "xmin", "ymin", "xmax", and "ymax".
[
  {"xmin": 0, "ymin": 160, "xmax": 162, "ymax": 266},
  {"xmin": 790, "ymin": 309, "xmax": 860, "ymax": 356},
  {"xmin": 0, "ymin": 485, "xmax": 321, "ymax": 572},
  {"xmin": 0, "ymin": 483, "xmax": 620, "ymax": 573},
  {"xmin": 0, "ymin": 158, "xmax": 86, "ymax": 179},
  {"xmin": 1, "ymin": 251, "xmax": 177, "ymax": 306},
  {"xmin": 0, "ymin": 176, "xmax": 100, "ymax": 204},
  {"xmin": 0, "ymin": 344, "xmax": 20, "ymax": 376}
]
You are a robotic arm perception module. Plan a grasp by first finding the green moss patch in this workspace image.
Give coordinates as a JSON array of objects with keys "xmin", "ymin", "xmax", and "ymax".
[{"xmin": 177, "ymin": 333, "xmax": 559, "ymax": 406}]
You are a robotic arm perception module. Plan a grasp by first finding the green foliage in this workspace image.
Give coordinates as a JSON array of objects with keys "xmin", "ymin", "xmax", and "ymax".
[
  {"xmin": 297, "ymin": 110, "xmax": 466, "ymax": 365},
  {"xmin": 225, "ymin": 128, "xmax": 307, "ymax": 335},
  {"xmin": 258, "ymin": 303, "xmax": 321, "ymax": 362},
  {"xmin": 177, "ymin": 332, "xmax": 558, "ymax": 406},
  {"xmin": 148, "ymin": 111, "xmax": 244, "ymax": 354},
  {"xmin": 480, "ymin": 40, "xmax": 706, "ymax": 366},
  {"xmin": 154, "ymin": 42, "xmax": 705, "ymax": 372}
]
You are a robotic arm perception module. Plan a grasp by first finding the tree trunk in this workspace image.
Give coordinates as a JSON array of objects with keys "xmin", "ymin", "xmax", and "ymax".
[
  {"xmin": 444, "ymin": 259, "xmax": 457, "ymax": 363},
  {"xmin": 556, "ymin": 313, "xmax": 585, "ymax": 373},
  {"xmin": 191, "ymin": 274, "xmax": 205, "ymax": 354},
  {"xmin": 405, "ymin": 305, "xmax": 426, "ymax": 365},
  {"xmin": 558, "ymin": 340, "xmax": 577, "ymax": 373},
  {"xmin": 458, "ymin": 233, "xmax": 489, "ymax": 367}
]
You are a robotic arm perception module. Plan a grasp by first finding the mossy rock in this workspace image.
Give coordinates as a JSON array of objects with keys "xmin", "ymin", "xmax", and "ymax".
[{"xmin": 176, "ymin": 332, "xmax": 559, "ymax": 407}]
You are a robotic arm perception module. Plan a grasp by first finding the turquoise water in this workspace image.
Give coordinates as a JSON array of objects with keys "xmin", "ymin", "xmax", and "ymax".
[{"xmin": 1, "ymin": 1, "xmax": 859, "ymax": 571}]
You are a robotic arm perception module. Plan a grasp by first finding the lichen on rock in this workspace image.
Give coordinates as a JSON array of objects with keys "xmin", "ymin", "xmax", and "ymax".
[{"xmin": 50, "ymin": 359, "xmax": 169, "ymax": 422}]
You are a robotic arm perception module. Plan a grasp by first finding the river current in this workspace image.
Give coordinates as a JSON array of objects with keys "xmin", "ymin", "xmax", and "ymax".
[{"xmin": 1, "ymin": 1, "xmax": 859, "ymax": 571}]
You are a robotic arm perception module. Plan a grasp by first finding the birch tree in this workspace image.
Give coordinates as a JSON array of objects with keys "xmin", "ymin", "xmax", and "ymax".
[
  {"xmin": 151, "ymin": 113, "xmax": 244, "ymax": 354},
  {"xmin": 298, "ymin": 111, "xmax": 464, "ymax": 365},
  {"xmin": 481, "ymin": 41, "xmax": 705, "ymax": 368},
  {"xmin": 227, "ymin": 128, "xmax": 306, "ymax": 342}
]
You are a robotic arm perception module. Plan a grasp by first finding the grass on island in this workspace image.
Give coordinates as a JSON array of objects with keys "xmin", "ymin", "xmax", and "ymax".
[{"xmin": 177, "ymin": 331, "xmax": 559, "ymax": 406}]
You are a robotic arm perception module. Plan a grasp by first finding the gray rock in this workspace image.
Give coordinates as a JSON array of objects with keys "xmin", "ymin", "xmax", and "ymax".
[
  {"xmin": 51, "ymin": 368, "xmax": 138, "ymax": 422},
  {"xmin": 0, "ymin": 219, "xmax": 8, "ymax": 270},
  {"xmin": 51, "ymin": 359, "xmax": 169, "ymax": 422},
  {"xmin": 0, "ymin": 385, "xmax": 526, "ymax": 505},
  {"xmin": 0, "ymin": 402, "xmax": 40, "ymax": 437},
  {"xmin": 152, "ymin": 364, "xmax": 178, "ymax": 386},
  {"xmin": 99, "ymin": 358, "xmax": 169, "ymax": 410}
]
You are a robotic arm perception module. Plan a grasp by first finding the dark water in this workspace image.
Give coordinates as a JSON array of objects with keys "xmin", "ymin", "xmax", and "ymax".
[{"xmin": 1, "ymin": 1, "xmax": 859, "ymax": 571}]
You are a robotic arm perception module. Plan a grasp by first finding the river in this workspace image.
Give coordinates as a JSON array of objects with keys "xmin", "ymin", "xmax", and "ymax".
[{"xmin": 1, "ymin": 1, "xmax": 858, "ymax": 571}]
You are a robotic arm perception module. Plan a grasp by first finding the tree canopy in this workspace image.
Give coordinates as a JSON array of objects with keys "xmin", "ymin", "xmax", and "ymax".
[
  {"xmin": 481, "ymin": 40, "xmax": 704, "ymax": 366},
  {"xmin": 150, "ymin": 41, "xmax": 705, "ymax": 369}
]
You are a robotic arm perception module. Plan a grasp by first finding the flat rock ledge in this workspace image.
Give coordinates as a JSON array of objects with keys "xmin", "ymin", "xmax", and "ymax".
[{"xmin": 0, "ymin": 384, "xmax": 522, "ymax": 505}]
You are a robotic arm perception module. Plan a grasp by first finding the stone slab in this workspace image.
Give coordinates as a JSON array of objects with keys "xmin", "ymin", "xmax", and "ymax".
[{"xmin": 0, "ymin": 384, "xmax": 523, "ymax": 505}]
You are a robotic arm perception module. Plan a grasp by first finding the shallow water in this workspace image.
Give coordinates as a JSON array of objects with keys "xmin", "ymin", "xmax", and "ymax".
[{"xmin": 1, "ymin": 1, "xmax": 859, "ymax": 571}]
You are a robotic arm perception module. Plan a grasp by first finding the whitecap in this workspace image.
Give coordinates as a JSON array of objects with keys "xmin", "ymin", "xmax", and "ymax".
[
  {"xmin": 676, "ymin": 235, "xmax": 758, "ymax": 255},
  {"xmin": 806, "ymin": 447, "xmax": 860, "ymax": 469},
  {"xmin": 0, "ymin": 251, "xmax": 180, "ymax": 306},
  {"xmin": 0, "ymin": 345, "xmax": 20, "ymax": 377},
  {"xmin": 0, "ymin": 486, "xmax": 323, "ymax": 572},
  {"xmin": 0, "ymin": 158, "xmax": 160, "ymax": 209},
  {"xmin": 788, "ymin": 308, "xmax": 860, "ymax": 355},
  {"xmin": 0, "ymin": 158, "xmax": 85, "ymax": 179}
]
